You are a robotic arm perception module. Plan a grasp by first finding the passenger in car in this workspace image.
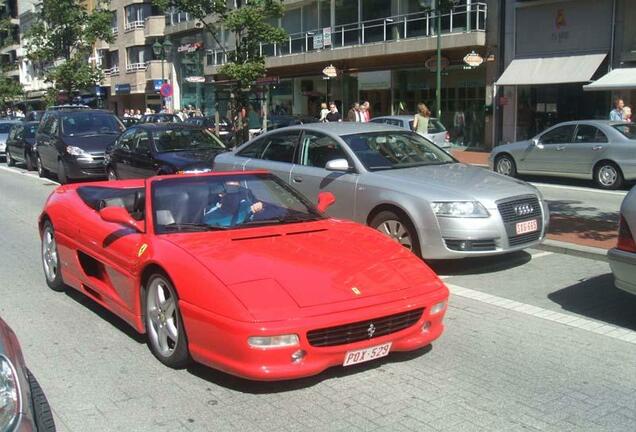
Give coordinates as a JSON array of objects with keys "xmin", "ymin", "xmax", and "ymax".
[{"xmin": 202, "ymin": 181, "xmax": 264, "ymax": 227}]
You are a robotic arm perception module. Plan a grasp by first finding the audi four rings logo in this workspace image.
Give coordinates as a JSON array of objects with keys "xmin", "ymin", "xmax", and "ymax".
[
  {"xmin": 514, "ymin": 203, "xmax": 534, "ymax": 216},
  {"xmin": 367, "ymin": 323, "xmax": 376, "ymax": 338}
]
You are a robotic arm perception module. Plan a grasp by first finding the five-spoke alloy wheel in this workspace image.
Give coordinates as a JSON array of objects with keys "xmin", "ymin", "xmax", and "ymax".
[
  {"xmin": 41, "ymin": 221, "xmax": 65, "ymax": 291},
  {"xmin": 145, "ymin": 273, "xmax": 190, "ymax": 368}
]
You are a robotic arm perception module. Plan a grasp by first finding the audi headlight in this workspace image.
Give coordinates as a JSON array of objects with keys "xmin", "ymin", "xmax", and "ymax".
[
  {"xmin": 66, "ymin": 146, "xmax": 92, "ymax": 159},
  {"xmin": 248, "ymin": 334, "xmax": 299, "ymax": 349},
  {"xmin": 431, "ymin": 201, "xmax": 490, "ymax": 218},
  {"xmin": 0, "ymin": 356, "xmax": 20, "ymax": 431}
]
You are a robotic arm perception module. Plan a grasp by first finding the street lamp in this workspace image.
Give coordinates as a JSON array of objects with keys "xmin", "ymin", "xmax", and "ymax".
[
  {"xmin": 153, "ymin": 38, "xmax": 173, "ymax": 106},
  {"xmin": 419, "ymin": 0, "xmax": 443, "ymax": 119}
]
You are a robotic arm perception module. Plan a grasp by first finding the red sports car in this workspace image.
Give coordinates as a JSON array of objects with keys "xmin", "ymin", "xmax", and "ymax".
[{"xmin": 39, "ymin": 171, "xmax": 448, "ymax": 380}]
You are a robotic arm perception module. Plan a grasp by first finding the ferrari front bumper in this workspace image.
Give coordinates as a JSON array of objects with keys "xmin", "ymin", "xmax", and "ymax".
[{"xmin": 180, "ymin": 288, "xmax": 448, "ymax": 381}]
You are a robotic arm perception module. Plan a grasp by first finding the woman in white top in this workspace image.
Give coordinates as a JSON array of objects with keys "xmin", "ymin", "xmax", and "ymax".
[
  {"xmin": 412, "ymin": 103, "xmax": 431, "ymax": 136},
  {"xmin": 319, "ymin": 102, "xmax": 329, "ymax": 123}
]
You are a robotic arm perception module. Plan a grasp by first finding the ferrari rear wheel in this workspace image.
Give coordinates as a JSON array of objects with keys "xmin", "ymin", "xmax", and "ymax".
[
  {"xmin": 145, "ymin": 274, "xmax": 190, "ymax": 368},
  {"xmin": 41, "ymin": 221, "xmax": 65, "ymax": 291}
]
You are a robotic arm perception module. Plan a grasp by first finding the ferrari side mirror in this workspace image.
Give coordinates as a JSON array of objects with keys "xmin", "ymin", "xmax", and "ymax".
[
  {"xmin": 316, "ymin": 191, "xmax": 336, "ymax": 213},
  {"xmin": 99, "ymin": 206, "xmax": 144, "ymax": 232}
]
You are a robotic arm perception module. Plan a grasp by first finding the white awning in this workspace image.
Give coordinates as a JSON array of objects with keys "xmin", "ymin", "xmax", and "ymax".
[
  {"xmin": 583, "ymin": 68, "xmax": 636, "ymax": 91},
  {"xmin": 496, "ymin": 54, "xmax": 607, "ymax": 86}
]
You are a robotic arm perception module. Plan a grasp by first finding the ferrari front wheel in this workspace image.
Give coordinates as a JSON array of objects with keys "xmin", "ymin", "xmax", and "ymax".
[
  {"xmin": 41, "ymin": 221, "xmax": 65, "ymax": 291},
  {"xmin": 145, "ymin": 274, "xmax": 190, "ymax": 368}
]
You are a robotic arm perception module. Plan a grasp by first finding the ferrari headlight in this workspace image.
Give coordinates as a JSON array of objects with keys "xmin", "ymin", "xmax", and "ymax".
[
  {"xmin": 431, "ymin": 201, "xmax": 489, "ymax": 218},
  {"xmin": 430, "ymin": 301, "xmax": 446, "ymax": 315},
  {"xmin": 0, "ymin": 356, "xmax": 20, "ymax": 431},
  {"xmin": 66, "ymin": 146, "xmax": 92, "ymax": 159},
  {"xmin": 248, "ymin": 334, "xmax": 299, "ymax": 349}
]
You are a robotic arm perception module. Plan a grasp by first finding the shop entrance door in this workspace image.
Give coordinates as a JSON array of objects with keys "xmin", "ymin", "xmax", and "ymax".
[{"xmin": 359, "ymin": 90, "xmax": 391, "ymax": 118}]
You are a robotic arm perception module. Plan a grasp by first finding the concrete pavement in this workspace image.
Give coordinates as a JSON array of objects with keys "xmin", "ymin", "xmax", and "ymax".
[{"xmin": 0, "ymin": 167, "xmax": 635, "ymax": 431}]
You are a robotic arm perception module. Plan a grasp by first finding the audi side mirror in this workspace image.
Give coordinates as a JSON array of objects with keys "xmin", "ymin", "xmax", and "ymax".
[{"xmin": 325, "ymin": 158, "xmax": 351, "ymax": 172}]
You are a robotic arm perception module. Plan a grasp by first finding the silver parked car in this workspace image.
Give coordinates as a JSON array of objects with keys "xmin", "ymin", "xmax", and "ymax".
[
  {"xmin": 608, "ymin": 186, "xmax": 636, "ymax": 295},
  {"xmin": 0, "ymin": 120, "xmax": 22, "ymax": 160},
  {"xmin": 491, "ymin": 120, "xmax": 636, "ymax": 189},
  {"xmin": 214, "ymin": 123, "xmax": 549, "ymax": 259},
  {"xmin": 370, "ymin": 115, "xmax": 451, "ymax": 151}
]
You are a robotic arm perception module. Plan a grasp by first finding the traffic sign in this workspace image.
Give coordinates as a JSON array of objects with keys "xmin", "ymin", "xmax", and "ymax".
[{"xmin": 160, "ymin": 83, "xmax": 173, "ymax": 97}]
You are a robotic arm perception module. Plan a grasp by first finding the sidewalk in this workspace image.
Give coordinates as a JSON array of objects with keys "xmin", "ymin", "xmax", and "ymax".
[{"xmin": 451, "ymin": 149, "xmax": 617, "ymax": 254}]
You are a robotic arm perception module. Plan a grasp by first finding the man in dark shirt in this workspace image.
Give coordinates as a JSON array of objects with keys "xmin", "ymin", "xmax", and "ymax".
[{"xmin": 325, "ymin": 102, "xmax": 342, "ymax": 122}]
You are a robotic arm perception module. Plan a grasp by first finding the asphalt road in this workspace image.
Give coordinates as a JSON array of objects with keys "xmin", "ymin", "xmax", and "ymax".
[{"xmin": 0, "ymin": 166, "xmax": 635, "ymax": 432}]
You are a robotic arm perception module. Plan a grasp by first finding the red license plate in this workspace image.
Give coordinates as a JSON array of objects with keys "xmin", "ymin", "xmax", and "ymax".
[{"xmin": 516, "ymin": 219, "xmax": 538, "ymax": 235}]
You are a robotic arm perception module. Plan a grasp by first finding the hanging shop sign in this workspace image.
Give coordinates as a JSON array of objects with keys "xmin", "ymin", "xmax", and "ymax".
[
  {"xmin": 424, "ymin": 56, "xmax": 449, "ymax": 72},
  {"xmin": 256, "ymin": 76, "xmax": 280, "ymax": 86},
  {"xmin": 184, "ymin": 76, "xmax": 206, "ymax": 83},
  {"xmin": 323, "ymin": 27, "xmax": 332, "ymax": 47},
  {"xmin": 114, "ymin": 84, "xmax": 130, "ymax": 95},
  {"xmin": 177, "ymin": 42, "xmax": 203, "ymax": 53},
  {"xmin": 153, "ymin": 80, "xmax": 164, "ymax": 91},
  {"xmin": 322, "ymin": 64, "xmax": 338, "ymax": 78},
  {"xmin": 463, "ymin": 51, "xmax": 484, "ymax": 67},
  {"xmin": 313, "ymin": 32, "xmax": 324, "ymax": 50}
]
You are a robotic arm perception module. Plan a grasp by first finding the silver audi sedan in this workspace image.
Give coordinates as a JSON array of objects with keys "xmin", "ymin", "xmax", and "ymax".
[
  {"xmin": 608, "ymin": 187, "xmax": 636, "ymax": 295},
  {"xmin": 214, "ymin": 123, "xmax": 549, "ymax": 259},
  {"xmin": 491, "ymin": 120, "xmax": 636, "ymax": 189}
]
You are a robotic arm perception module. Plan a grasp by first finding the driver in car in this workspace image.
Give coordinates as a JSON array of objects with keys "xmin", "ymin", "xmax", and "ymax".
[{"xmin": 203, "ymin": 180, "xmax": 264, "ymax": 227}]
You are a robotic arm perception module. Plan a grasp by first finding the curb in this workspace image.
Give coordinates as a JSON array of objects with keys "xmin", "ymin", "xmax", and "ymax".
[{"xmin": 535, "ymin": 239, "xmax": 608, "ymax": 262}]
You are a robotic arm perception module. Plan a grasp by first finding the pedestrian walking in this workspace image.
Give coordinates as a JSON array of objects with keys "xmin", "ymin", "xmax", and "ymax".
[
  {"xmin": 247, "ymin": 104, "xmax": 262, "ymax": 140},
  {"xmin": 319, "ymin": 102, "xmax": 329, "ymax": 122},
  {"xmin": 412, "ymin": 103, "xmax": 431, "ymax": 137},
  {"xmin": 347, "ymin": 102, "xmax": 362, "ymax": 122},
  {"xmin": 610, "ymin": 98, "xmax": 624, "ymax": 121},
  {"xmin": 325, "ymin": 102, "xmax": 342, "ymax": 122},
  {"xmin": 360, "ymin": 101, "xmax": 371, "ymax": 122}
]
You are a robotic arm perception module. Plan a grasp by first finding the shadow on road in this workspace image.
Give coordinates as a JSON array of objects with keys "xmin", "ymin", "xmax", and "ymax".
[
  {"xmin": 428, "ymin": 250, "xmax": 532, "ymax": 276},
  {"xmin": 63, "ymin": 287, "xmax": 146, "ymax": 344},
  {"xmin": 548, "ymin": 273, "xmax": 636, "ymax": 331},
  {"xmin": 546, "ymin": 200, "xmax": 618, "ymax": 242},
  {"xmin": 187, "ymin": 345, "xmax": 433, "ymax": 393}
]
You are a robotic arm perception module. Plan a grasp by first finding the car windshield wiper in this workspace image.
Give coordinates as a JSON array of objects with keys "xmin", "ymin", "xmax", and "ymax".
[
  {"xmin": 240, "ymin": 214, "xmax": 321, "ymax": 227},
  {"xmin": 161, "ymin": 223, "xmax": 229, "ymax": 232}
]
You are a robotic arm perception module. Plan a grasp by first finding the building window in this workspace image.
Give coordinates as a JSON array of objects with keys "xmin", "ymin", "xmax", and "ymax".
[
  {"xmin": 125, "ymin": 4, "xmax": 151, "ymax": 30},
  {"xmin": 126, "ymin": 46, "xmax": 151, "ymax": 71}
]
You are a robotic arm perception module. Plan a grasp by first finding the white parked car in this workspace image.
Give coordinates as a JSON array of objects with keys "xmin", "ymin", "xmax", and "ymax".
[{"xmin": 370, "ymin": 115, "xmax": 451, "ymax": 151}]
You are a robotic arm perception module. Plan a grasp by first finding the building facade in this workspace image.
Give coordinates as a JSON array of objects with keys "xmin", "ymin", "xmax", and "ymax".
[
  {"xmin": 165, "ymin": 0, "xmax": 500, "ymax": 148},
  {"xmin": 97, "ymin": 0, "xmax": 172, "ymax": 115},
  {"xmin": 0, "ymin": 0, "xmax": 20, "ymax": 89},
  {"xmin": 496, "ymin": 0, "xmax": 636, "ymax": 145}
]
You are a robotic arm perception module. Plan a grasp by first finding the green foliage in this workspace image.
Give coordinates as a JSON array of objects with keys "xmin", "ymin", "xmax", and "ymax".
[
  {"xmin": 0, "ymin": 76, "xmax": 23, "ymax": 109},
  {"xmin": 25, "ymin": 0, "xmax": 113, "ymax": 100},
  {"xmin": 153, "ymin": 0, "xmax": 286, "ymax": 143}
]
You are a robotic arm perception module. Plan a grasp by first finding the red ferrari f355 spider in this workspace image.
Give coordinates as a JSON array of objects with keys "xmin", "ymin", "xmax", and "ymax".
[{"xmin": 39, "ymin": 171, "xmax": 448, "ymax": 380}]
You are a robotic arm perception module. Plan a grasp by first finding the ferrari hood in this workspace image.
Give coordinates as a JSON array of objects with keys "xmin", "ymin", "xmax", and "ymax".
[{"xmin": 164, "ymin": 220, "xmax": 442, "ymax": 313}]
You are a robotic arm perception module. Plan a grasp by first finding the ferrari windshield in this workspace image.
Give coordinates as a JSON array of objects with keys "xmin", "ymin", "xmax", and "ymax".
[
  {"xmin": 152, "ymin": 173, "xmax": 323, "ymax": 233},
  {"xmin": 152, "ymin": 128, "xmax": 226, "ymax": 152},
  {"xmin": 342, "ymin": 131, "xmax": 454, "ymax": 171}
]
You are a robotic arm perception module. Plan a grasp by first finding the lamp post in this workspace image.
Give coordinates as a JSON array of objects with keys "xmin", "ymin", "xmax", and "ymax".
[
  {"xmin": 420, "ymin": 0, "xmax": 444, "ymax": 119},
  {"xmin": 152, "ymin": 38, "xmax": 173, "ymax": 108}
]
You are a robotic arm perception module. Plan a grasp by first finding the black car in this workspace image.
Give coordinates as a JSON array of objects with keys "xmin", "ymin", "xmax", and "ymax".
[
  {"xmin": 35, "ymin": 109, "xmax": 125, "ymax": 184},
  {"xmin": 120, "ymin": 117, "xmax": 140, "ymax": 128},
  {"xmin": 0, "ymin": 316, "xmax": 55, "ymax": 431},
  {"xmin": 184, "ymin": 116, "xmax": 234, "ymax": 144},
  {"xmin": 6, "ymin": 121, "xmax": 39, "ymax": 170},
  {"xmin": 138, "ymin": 113, "xmax": 182, "ymax": 124},
  {"xmin": 105, "ymin": 123, "xmax": 227, "ymax": 179}
]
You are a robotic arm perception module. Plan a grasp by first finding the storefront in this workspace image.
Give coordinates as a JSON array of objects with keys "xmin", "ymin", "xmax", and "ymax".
[{"xmin": 499, "ymin": 0, "xmax": 613, "ymax": 143}]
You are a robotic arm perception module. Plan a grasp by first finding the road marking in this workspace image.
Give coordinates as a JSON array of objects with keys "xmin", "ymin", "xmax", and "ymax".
[
  {"xmin": 0, "ymin": 165, "xmax": 60, "ymax": 185},
  {"xmin": 530, "ymin": 251, "xmax": 553, "ymax": 259},
  {"xmin": 532, "ymin": 182, "xmax": 628, "ymax": 196},
  {"xmin": 448, "ymin": 283, "xmax": 636, "ymax": 345}
]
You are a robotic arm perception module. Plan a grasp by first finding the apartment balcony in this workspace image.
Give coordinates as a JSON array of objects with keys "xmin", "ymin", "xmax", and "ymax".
[
  {"xmin": 145, "ymin": 60, "xmax": 171, "ymax": 81},
  {"xmin": 121, "ymin": 21, "xmax": 146, "ymax": 46},
  {"xmin": 0, "ymin": 41, "xmax": 19, "ymax": 56},
  {"xmin": 103, "ymin": 66, "xmax": 120, "ymax": 77},
  {"xmin": 144, "ymin": 16, "xmax": 165, "ymax": 39},
  {"xmin": 206, "ymin": 2, "xmax": 487, "ymax": 71},
  {"xmin": 126, "ymin": 62, "xmax": 147, "ymax": 73}
]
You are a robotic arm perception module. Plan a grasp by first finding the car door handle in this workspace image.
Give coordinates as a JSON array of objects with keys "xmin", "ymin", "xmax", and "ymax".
[
  {"xmin": 592, "ymin": 145, "xmax": 604, "ymax": 151},
  {"xmin": 292, "ymin": 176, "xmax": 303, "ymax": 183},
  {"xmin": 556, "ymin": 145, "xmax": 566, "ymax": 151}
]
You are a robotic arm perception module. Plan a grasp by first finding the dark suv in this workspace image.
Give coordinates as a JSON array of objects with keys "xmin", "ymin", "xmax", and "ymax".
[{"xmin": 35, "ymin": 109, "xmax": 124, "ymax": 183}]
